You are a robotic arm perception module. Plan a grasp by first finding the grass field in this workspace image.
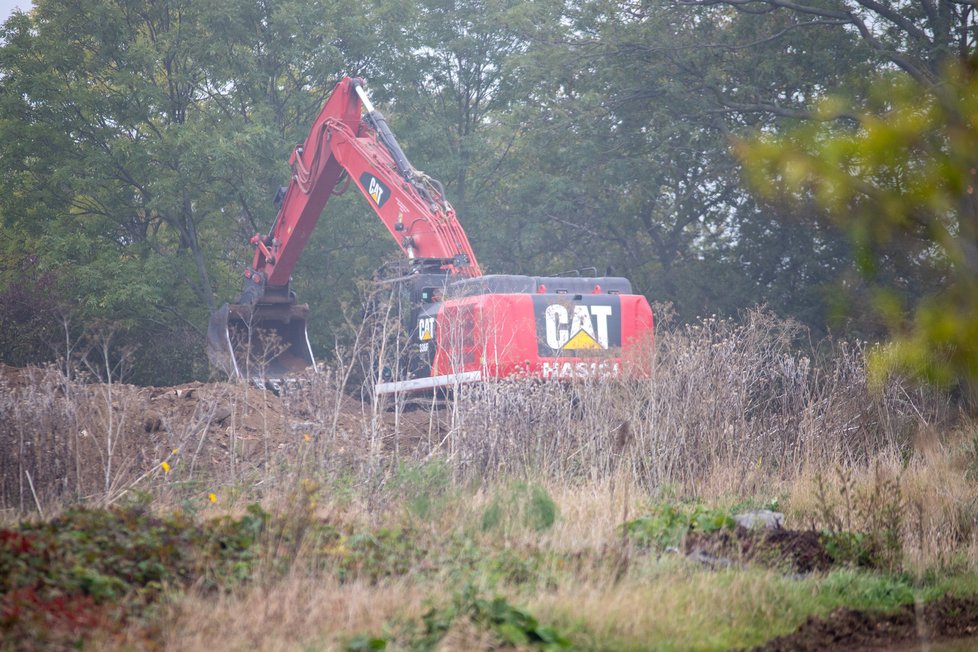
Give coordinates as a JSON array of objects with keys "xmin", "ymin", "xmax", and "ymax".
[{"xmin": 2, "ymin": 311, "xmax": 977, "ymax": 650}]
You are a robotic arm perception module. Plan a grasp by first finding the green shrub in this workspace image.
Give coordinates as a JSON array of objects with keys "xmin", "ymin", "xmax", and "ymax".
[
  {"xmin": 391, "ymin": 460, "xmax": 453, "ymax": 521},
  {"xmin": 625, "ymin": 502, "xmax": 736, "ymax": 550},
  {"xmin": 481, "ymin": 482, "xmax": 558, "ymax": 536}
]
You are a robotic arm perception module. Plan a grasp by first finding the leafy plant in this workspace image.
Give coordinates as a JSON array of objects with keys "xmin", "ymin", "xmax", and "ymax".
[
  {"xmin": 391, "ymin": 460, "xmax": 453, "ymax": 521},
  {"xmin": 820, "ymin": 531, "xmax": 878, "ymax": 568},
  {"xmin": 481, "ymin": 482, "xmax": 559, "ymax": 536},
  {"xmin": 625, "ymin": 502, "xmax": 736, "ymax": 550},
  {"xmin": 344, "ymin": 634, "xmax": 388, "ymax": 651},
  {"xmin": 738, "ymin": 58, "xmax": 978, "ymax": 404},
  {"xmin": 0, "ymin": 503, "xmax": 280, "ymax": 644},
  {"xmin": 326, "ymin": 527, "xmax": 425, "ymax": 584},
  {"xmin": 813, "ymin": 465, "xmax": 904, "ymax": 569},
  {"xmin": 470, "ymin": 594, "xmax": 570, "ymax": 649},
  {"xmin": 366, "ymin": 584, "xmax": 572, "ymax": 651}
]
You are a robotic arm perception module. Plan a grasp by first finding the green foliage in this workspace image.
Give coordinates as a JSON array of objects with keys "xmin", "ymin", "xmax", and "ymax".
[
  {"xmin": 0, "ymin": 221, "xmax": 72, "ymax": 362},
  {"xmin": 812, "ymin": 466, "xmax": 905, "ymax": 570},
  {"xmin": 391, "ymin": 459, "xmax": 453, "ymax": 521},
  {"xmin": 526, "ymin": 485, "xmax": 559, "ymax": 532},
  {"xmin": 335, "ymin": 527, "xmax": 424, "ymax": 583},
  {"xmin": 625, "ymin": 502, "xmax": 736, "ymax": 550},
  {"xmin": 490, "ymin": 0, "xmax": 876, "ymax": 329},
  {"xmin": 0, "ymin": 0, "xmax": 380, "ymax": 380},
  {"xmin": 481, "ymin": 482, "xmax": 559, "ymax": 536},
  {"xmin": 0, "ymin": 502, "xmax": 441, "ymax": 643},
  {"xmin": 0, "ymin": 504, "xmax": 269, "ymax": 644},
  {"xmin": 478, "ymin": 547, "xmax": 556, "ymax": 588},
  {"xmin": 469, "ymin": 593, "xmax": 571, "ymax": 650},
  {"xmin": 361, "ymin": 584, "xmax": 572, "ymax": 651},
  {"xmin": 816, "ymin": 569, "xmax": 917, "ymax": 612},
  {"xmin": 738, "ymin": 58, "xmax": 978, "ymax": 400},
  {"xmin": 820, "ymin": 531, "xmax": 880, "ymax": 569},
  {"xmin": 345, "ymin": 635, "xmax": 389, "ymax": 651}
]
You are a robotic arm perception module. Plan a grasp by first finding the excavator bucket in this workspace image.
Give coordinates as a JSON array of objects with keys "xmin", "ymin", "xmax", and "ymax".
[{"xmin": 207, "ymin": 302, "xmax": 315, "ymax": 380}]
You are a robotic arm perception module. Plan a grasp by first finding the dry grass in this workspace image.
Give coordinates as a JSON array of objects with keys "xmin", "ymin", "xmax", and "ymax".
[
  {"xmin": 0, "ymin": 311, "xmax": 951, "ymax": 501},
  {"xmin": 110, "ymin": 463, "xmax": 975, "ymax": 651},
  {"xmin": 159, "ymin": 578, "xmax": 428, "ymax": 652},
  {"xmin": 428, "ymin": 310, "xmax": 951, "ymax": 493},
  {"xmin": 4, "ymin": 311, "xmax": 978, "ymax": 650},
  {"xmin": 782, "ymin": 427, "xmax": 978, "ymax": 573},
  {"xmin": 2, "ymin": 310, "xmax": 973, "ymax": 555}
]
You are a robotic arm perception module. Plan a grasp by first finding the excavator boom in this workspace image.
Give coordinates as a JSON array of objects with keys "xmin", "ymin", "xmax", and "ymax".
[{"xmin": 208, "ymin": 77, "xmax": 480, "ymax": 380}]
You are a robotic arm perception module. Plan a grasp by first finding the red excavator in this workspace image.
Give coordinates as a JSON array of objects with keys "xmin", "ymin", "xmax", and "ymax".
[{"xmin": 207, "ymin": 77, "xmax": 654, "ymax": 394}]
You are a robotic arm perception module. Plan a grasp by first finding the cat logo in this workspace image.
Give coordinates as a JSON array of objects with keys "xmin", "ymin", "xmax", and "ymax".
[
  {"xmin": 533, "ymin": 296, "xmax": 621, "ymax": 356},
  {"xmin": 544, "ymin": 304, "xmax": 613, "ymax": 350},
  {"xmin": 359, "ymin": 172, "xmax": 389, "ymax": 208},
  {"xmin": 418, "ymin": 316, "xmax": 435, "ymax": 342}
]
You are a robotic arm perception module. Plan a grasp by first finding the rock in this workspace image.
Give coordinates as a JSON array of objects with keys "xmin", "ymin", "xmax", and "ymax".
[
  {"xmin": 686, "ymin": 549, "xmax": 734, "ymax": 568},
  {"xmin": 212, "ymin": 405, "xmax": 233, "ymax": 425},
  {"xmin": 734, "ymin": 510, "xmax": 784, "ymax": 530}
]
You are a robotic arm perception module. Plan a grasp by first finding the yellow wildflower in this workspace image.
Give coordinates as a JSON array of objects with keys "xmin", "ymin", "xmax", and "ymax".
[{"xmin": 161, "ymin": 461, "xmax": 171, "ymax": 473}]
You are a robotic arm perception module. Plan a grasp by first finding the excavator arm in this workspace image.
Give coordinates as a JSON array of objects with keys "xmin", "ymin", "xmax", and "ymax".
[{"xmin": 208, "ymin": 77, "xmax": 481, "ymax": 380}]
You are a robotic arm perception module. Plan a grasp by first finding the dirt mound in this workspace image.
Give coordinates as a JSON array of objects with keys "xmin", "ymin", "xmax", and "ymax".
[
  {"xmin": 684, "ymin": 526, "xmax": 834, "ymax": 574},
  {"xmin": 0, "ymin": 365, "xmax": 405, "ymax": 506},
  {"xmin": 0, "ymin": 363, "xmax": 60, "ymax": 388},
  {"xmin": 752, "ymin": 595, "xmax": 978, "ymax": 651}
]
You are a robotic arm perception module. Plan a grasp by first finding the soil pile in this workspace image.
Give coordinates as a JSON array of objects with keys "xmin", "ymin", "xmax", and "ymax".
[
  {"xmin": 0, "ymin": 364, "xmax": 448, "ymax": 505},
  {"xmin": 753, "ymin": 595, "xmax": 978, "ymax": 651},
  {"xmin": 684, "ymin": 526, "xmax": 834, "ymax": 574}
]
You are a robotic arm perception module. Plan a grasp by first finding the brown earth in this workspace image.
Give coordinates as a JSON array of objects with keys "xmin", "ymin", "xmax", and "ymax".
[
  {"xmin": 684, "ymin": 526, "xmax": 834, "ymax": 574},
  {"xmin": 683, "ymin": 527, "xmax": 978, "ymax": 650},
  {"xmin": 752, "ymin": 595, "xmax": 978, "ymax": 651},
  {"xmin": 0, "ymin": 363, "xmax": 444, "ymax": 504}
]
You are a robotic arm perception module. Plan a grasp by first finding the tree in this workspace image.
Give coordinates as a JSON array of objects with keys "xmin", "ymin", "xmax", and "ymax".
[
  {"xmin": 680, "ymin": 0, "xmax": 976, "ymax": 90},
  {"xmin": 466, "ymin": 0, "xmax": 870, "ymax": 325},
  {"xmin": 738, "ymin": 58, "xmax": 978, "ymax": 394},
  {"xmin": 0, "ymin": 0, "xmax": 387, "ymax": 379}
]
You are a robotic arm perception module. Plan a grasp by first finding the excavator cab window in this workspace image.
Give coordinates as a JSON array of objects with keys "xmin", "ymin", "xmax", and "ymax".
[{"xmin": 420, "ymin": 287, "xmax": 442, "ymax": 303}]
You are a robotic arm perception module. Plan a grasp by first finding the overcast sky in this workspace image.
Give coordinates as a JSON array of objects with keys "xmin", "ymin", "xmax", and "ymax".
[{"xmin": 1, "ymin": 0, "xmax": 30, "ymax": 23}]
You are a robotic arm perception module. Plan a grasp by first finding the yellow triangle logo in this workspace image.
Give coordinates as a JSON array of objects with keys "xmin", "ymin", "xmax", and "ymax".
[
  {"xmin": 564, "ymin": 329, "xmax": 603, "ymax": 350},
  {"xmin": 421, "ymin": 331, "xmax": 432, "ymax": 341}
]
